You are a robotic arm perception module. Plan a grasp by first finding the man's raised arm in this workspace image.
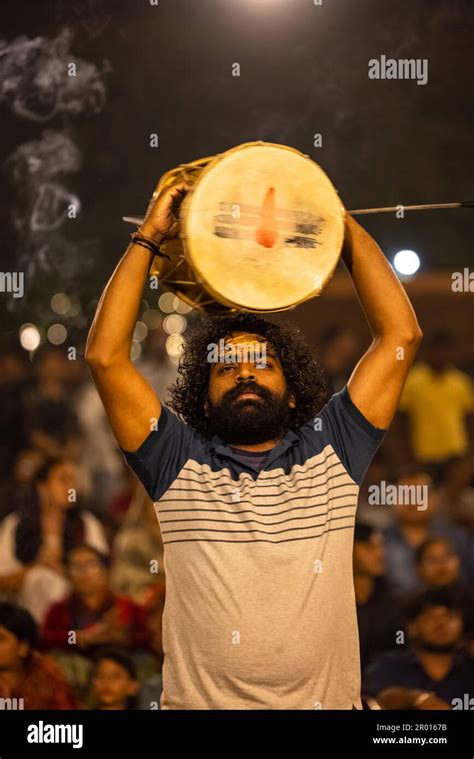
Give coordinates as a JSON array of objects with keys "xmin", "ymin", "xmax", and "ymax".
[
  {"xmin": 85, "ymin": 177, "xmax": 191, "ymax": 452},
  {"xmin": 341, "ymin": 213, "xmax": 423, "ymax": 429}
]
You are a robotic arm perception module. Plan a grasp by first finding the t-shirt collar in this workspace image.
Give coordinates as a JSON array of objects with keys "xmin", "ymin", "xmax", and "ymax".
[{"xmin": 209, "ymin": 428, "xmax": 299, "ymax": 468}]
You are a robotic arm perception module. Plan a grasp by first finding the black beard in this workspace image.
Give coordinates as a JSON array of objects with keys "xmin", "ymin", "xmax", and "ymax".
[{"xmin": 206, "ymin": 382, "xmax": 292, "ymax": 445}]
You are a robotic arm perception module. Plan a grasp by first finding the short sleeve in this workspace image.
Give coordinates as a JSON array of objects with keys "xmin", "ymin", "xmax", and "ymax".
[
  {"xmin": 311, "ymin": 385, "xmax": 387, "ymax": 485},
  {"xmin": 120, "ymin": 406, "xmax": 202, "ymax": 501}
]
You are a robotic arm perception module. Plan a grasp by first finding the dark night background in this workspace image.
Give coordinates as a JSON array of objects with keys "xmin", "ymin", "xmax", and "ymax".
[{"xmin": 0, "ymin": 0, "xmax": 472, "ymax": 346}]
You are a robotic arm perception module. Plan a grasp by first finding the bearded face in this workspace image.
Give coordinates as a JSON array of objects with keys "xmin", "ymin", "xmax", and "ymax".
[{"xmin": 205, "ymin": 332, "xmax": 295, "ymax": 445}]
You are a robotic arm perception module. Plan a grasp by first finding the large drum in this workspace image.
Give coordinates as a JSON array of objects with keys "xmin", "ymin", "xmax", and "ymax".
[{"xmin": 143, "ymin": 141, "xmax": 345, "ymax": 315}]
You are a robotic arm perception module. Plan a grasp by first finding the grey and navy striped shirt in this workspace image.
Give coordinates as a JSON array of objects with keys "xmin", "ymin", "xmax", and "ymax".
[{"xmin": 121, "ymin": 385, "xmax": 386, "ymax": 709}]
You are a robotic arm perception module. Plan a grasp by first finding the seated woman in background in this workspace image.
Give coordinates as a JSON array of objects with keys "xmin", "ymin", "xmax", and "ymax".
[
  {"xmin": 0, "ymin": 602, "xmax": 76, "ymax": 709},
  {"xmin": 0, "ymin": 457, "xmax": 108, "ymax": 623},
  {"xmin": 41, "ymin": 545, "xmax": 150, "ymax": 652}
]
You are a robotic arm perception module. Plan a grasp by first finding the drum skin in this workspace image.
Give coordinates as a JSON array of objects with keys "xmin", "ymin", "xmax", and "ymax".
[{"xmin": 150, "ymin": 141, "xmax": 345, "ymax": 315}]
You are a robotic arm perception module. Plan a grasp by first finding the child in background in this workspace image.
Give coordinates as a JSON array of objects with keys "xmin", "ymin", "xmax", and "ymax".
[{"xmin": 90, "ymin": 647, "xmax": 139, "ymax": 710}]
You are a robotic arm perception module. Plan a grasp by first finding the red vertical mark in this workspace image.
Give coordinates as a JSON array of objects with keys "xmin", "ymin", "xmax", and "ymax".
[{"xmin": 256, "ymin": 187, "xmax": 278, "ymax": 248}]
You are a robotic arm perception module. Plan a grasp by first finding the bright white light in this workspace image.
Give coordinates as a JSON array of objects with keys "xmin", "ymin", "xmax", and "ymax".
[
  {"xmin": 393, "ymin": 249, "xmax": 420, "ymax": 276},
  {"xmin": 19, "ymin": 324, "xmax": 41, "ymax": 351}
]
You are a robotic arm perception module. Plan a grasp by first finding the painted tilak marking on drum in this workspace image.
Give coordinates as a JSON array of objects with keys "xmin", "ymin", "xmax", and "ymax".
[
  {"xmin": 256, "ymin": 187, "xmax": 278, "ymax": 248},
  {"xmin": 214, "ymin": 201, "xmax": 325, "ymax": 248}
]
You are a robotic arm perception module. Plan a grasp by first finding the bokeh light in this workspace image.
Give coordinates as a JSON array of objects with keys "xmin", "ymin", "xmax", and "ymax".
[
  {"xmin": 47, "ymin": 324, "xmax": 67, "ymax": 345},
  {"xmin": 166, "ymin": 334, "xmax": 185, "ymax": 358},
  {"xmin": 50, "ymin": 293, "xmax": 71, "ymax": 315},
  {"xmin": 393, "ymin": 250, "xmax": 420, "ymax": 276},
  {"xmin": 19, "ymin": 323, "xmax": 41, "ymax": 351},
  {"xmin": 158, "ymin": 293, "xmax": 180, "ymax": 313},
  {"xmin": 163, "ymin": 315, "xmax": 187, "ymax": 335},
  {"xmin": 175, "ymin": 299, "xmax": 194, "ymax": 315},
  {"xmin": 133, "ymin": 321, "xmax": 148, "ymax": 342},
  {"xmin": 130, "ymin": 341, "xmax": 142, "ymax": 361},
  {"xmin": 142, "ymin": 309, "xmax": 163, "ymax": 329}
]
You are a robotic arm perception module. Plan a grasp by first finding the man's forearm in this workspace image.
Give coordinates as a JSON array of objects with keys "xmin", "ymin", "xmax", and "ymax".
[
  {"xmin": 85, "ymin": 235, "xmax": 160, "ymax": 367},
  {"xmin": 342, "ymin": 214, "xmax": 421, "ymax": 342}
]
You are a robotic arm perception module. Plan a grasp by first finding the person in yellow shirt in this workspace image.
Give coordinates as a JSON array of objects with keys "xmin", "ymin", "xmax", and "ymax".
[{"xmin": 398, "ymin": 330, "xmax": 474, "ymax": 474}]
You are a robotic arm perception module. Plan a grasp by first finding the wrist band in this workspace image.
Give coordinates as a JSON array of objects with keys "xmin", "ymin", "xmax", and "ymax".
[{"xmin": 130, "ymin": 232, "xmax": 171, "ymax": 260}]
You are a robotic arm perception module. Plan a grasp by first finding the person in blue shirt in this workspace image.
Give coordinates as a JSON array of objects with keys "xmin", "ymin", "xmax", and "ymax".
[{"xmin": 363, "ymin": 587, "xmax": 474, "ymax": 710}]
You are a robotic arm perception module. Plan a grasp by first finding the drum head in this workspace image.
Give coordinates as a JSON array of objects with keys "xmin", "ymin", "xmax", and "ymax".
[{"xmin": 182, "ymin": 141, "xmax": 345, "ymax": 312}]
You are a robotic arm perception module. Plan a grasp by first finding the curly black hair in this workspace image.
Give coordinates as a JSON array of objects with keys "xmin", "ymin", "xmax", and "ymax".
[{"xmin": 167, "ymin": 313, "xmax": 328, "ymax": 437}]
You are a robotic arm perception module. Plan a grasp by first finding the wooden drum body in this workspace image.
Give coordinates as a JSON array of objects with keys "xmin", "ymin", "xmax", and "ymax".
[{"xmin": 150, "ymin": 141, "xmax": 345, "ymax": 315}]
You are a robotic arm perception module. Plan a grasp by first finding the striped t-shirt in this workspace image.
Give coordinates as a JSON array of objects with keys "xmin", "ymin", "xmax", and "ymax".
[{"xmin": 121, "ymin": 385, "xmax": 386, "ymax": 709}]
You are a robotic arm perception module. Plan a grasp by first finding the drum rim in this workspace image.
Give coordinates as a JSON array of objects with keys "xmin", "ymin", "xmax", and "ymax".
[{"xmin": 181, "ymin": 140, "xmax": 345, "ymax": 312}]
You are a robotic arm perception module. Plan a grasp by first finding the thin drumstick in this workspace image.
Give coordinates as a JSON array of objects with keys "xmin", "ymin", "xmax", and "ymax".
[
  {"xmin": 123, "ymin": 215, "xmax": 146, "ymax": 225},
  {"xmin": 348, "ymin": 201, "xmax": 474, "ymax": 215},
  {"xmin": 122, "ymin": 201, "xmax": 474, "ymax": 226}
]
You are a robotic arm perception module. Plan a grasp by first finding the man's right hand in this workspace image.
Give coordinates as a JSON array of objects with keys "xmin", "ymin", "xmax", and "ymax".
[{"xmin": 140, "ymin": 177, "xmax": 193, "ymax": 242}]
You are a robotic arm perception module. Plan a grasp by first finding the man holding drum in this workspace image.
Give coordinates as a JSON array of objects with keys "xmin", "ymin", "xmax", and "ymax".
[{"xmin": 86, "ymin": 164, "xmax": 422, "ymax": 709}]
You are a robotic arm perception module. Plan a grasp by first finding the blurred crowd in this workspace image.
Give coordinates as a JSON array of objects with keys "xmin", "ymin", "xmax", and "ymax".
[{"xmin": 0, "ymin": 322, "xmax": 473, "ymax": 710}]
